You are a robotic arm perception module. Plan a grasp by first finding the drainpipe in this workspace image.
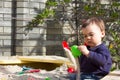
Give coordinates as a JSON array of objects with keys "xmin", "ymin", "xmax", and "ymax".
[
  {"xmin": 74, "ymin": 0, "xmax": 80, "ymax": 80},
  {"xmin": 75, "ymin": 0, "xmax": 79, "ymax": 44},
  {"xmin": 11, "ymin": 0, "xmax": 17, "ymax": 56}
]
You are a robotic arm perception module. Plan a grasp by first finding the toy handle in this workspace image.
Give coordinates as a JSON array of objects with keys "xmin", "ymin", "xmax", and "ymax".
[{"xmin": 70, "ymin": 45, "xmax": 81, "ymax": 57}]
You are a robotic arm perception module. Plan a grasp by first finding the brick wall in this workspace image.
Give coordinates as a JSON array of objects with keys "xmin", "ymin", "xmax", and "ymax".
[
  {"xmin": 0, "ymin": 0, "xmax": 12, "ymax": 56},
  {"xmin": 0, "ymin": 0, "xmax": 68, "ymax": 56}
]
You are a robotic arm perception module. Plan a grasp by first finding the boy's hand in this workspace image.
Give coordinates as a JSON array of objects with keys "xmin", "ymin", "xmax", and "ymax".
[{"xmin": 78, "ymin": 45, "xmax": 89, "ymax": 57}]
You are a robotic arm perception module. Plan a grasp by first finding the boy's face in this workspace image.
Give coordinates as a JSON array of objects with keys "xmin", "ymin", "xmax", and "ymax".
[{"xmin": 82, "ymin": 23, "xmax": 105, "ymax": 47}]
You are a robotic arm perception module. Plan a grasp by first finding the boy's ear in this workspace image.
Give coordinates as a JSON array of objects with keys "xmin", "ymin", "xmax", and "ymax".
[{"xmin": 101, "ymin": 31, "xmax": 105, "ymax": 37}]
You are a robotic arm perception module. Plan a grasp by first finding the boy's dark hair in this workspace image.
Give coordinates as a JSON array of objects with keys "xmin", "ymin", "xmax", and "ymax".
[{"xmin": 81, "ymin": 17, "xmax": 105, "ymax": 32}]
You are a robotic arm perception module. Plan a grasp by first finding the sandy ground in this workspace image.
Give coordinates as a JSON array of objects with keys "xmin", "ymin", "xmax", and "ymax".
[
  {"xmin": 0, "ymin": 56, "xmax": 75, "ymax": 80},
  {"xmin": 0, "ymin": 64, "xmax": 71, "ymax": 80}
]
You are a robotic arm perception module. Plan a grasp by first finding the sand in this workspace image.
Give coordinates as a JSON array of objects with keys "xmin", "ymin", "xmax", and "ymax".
[
  {"xmin": 0, "ymin": 64, "xmax": 71, "ymax": 80},
  {"xmin": 0, "ymin": 56, "xmax": 76, "ymax": 80}
]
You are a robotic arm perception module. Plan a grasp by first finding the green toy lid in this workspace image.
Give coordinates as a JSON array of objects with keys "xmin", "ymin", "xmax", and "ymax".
[{"xmin": 71, "ymin": 45, "xmax": 81, "ymax": 57}]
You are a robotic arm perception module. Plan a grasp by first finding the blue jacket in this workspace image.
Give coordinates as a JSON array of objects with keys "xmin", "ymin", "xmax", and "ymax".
[{"xmin": 79, "ymin": 43, "xmax": 112, "ymax": 76}]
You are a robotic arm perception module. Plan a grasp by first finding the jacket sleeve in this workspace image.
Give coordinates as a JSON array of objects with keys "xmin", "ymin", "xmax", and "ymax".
[{"xmin": 88, "ymin": 48, "xmax": 110, "ymax": 66}]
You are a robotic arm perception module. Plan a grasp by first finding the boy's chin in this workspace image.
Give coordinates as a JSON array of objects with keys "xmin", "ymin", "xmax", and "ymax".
[{"xmin": 87, "ymin": 44, "xmax": 96, "ymax": 47}]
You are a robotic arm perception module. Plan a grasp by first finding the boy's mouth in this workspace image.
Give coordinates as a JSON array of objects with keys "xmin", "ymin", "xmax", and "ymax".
[
  {"xmin": 86, "ymin": 41, "xmax": 92, "ymax": 44},
  {"xmin": 86, "ymin": 41, "xmax": 93, "ymax": 46}
]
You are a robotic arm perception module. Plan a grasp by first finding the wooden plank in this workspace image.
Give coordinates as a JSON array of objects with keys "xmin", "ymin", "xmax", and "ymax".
[
  {"xmin": 101, "ymin": 70, "xmax": 120, "ymax": 80},
  {"xmin": 0, "ymin": 56, "xmax": 28, "ymax": 64},
  {"xmin": 0, "ymin": 56, "xmax": 74, "ymax": 70},
  {"xmin": 18, "ymin": 56, "xmax": 73, "ymax": 66},
  {"xmin": 0, "ymin": 56, "xmax": 71, "ymax": 65}
]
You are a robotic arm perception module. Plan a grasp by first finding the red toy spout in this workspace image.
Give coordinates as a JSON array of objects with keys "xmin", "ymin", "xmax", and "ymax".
[
  {"xmin": 84, "ymin": 42, "xmax": 88, "ymax": 46},
  {"xmin": 62, "ymin": 41, "xmax": 71, "ymax": 50}
]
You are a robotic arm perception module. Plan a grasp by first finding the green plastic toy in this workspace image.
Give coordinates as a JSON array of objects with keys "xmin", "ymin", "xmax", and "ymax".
[
  {"xmin": 45, "ymin": 77, "xmax": 51, "ymax": 80},
  {"xmin": 70, "ymin": 45, "xmax": 81, "ymax": 57}
]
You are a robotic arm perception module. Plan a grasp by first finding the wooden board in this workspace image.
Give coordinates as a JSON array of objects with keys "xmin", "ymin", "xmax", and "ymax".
[
  {"xmin": 63, "ymin": 48, "xmax": 77, "ymax": 70},
  {"xmin": 0, "ymin": 56, "xmax": 72, "ymax": 65},
  {"xmin": 0, "ymin": 56, "xmax": 28, "ymax": 64},
  {"xmin": 101, "ymin": 70, "xmax": 120, "ymax": 80},
  {"xmin": 18, "ymin": 56, "xmax": 73, "ymax": 66},
  {"xmin": 62, "ymin": 41, "xmax": 77, "ymax": 69},
  {"xmin": 0, "ymin": 56, "xmax": 74, "ymax": 70}
]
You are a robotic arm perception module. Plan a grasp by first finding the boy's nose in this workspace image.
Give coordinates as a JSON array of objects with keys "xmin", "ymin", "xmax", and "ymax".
[{"xmin": 86, "ymin": 36, "xmax": 91, "ymax": 39}]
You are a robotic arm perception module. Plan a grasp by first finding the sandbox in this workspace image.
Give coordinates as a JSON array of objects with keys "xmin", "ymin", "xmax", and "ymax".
[{"xmin": 0, "ymin": 56, "xmax": 73, "ymax": 80}]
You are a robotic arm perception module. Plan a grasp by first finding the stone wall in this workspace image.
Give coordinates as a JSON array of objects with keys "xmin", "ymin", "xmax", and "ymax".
[
  {"xmin": 0, "ymin": 0, "xmax": 12, "ymax": 56},
  {"xmin": 0, "ymin": 0, "xmax": 68, "ymax": 56},
  {"xmin": 15, "ymin": 0, "xmax": 65, "ymax": 56},
  {"xmin": 15, "ymin": 0, "xmax": 44, "ymax": 56}
]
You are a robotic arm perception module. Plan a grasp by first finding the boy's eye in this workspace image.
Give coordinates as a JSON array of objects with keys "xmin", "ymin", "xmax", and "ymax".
[
  {"xmin": 83, "ymin": 35, "xmax": 87, "ymax": 38},
  {"xmin": 83, "ymin": 33, "xmax": 94, "ymax": 38},
  {"xmin": 89, "ymin": 34, "xmax": 94, "ymax": 36}
]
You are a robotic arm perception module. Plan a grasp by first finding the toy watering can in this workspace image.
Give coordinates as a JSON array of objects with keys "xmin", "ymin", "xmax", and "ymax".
[{"xmin": 62, "ymin": 41, "xmax": 81, "ymax": 58}]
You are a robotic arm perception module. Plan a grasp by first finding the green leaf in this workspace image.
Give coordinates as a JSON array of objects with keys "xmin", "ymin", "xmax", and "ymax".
[
  {"xmin": 112, "ymin": 2, "xmax": 120, "ymax": 7},
  {"xmin": 84, "ymin": 5, "xmax": 90, "ymax": 11},
  {"xmin": 64, "ymin": 0, "xmax": 71, "ymax": 3},
  {"xmin": 111, "ymin": 12, "xmax": 119, "ymax": 18},
  {"xmin": 46, "ymin": 1, "xmax": 57, "ymax": 6}
]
